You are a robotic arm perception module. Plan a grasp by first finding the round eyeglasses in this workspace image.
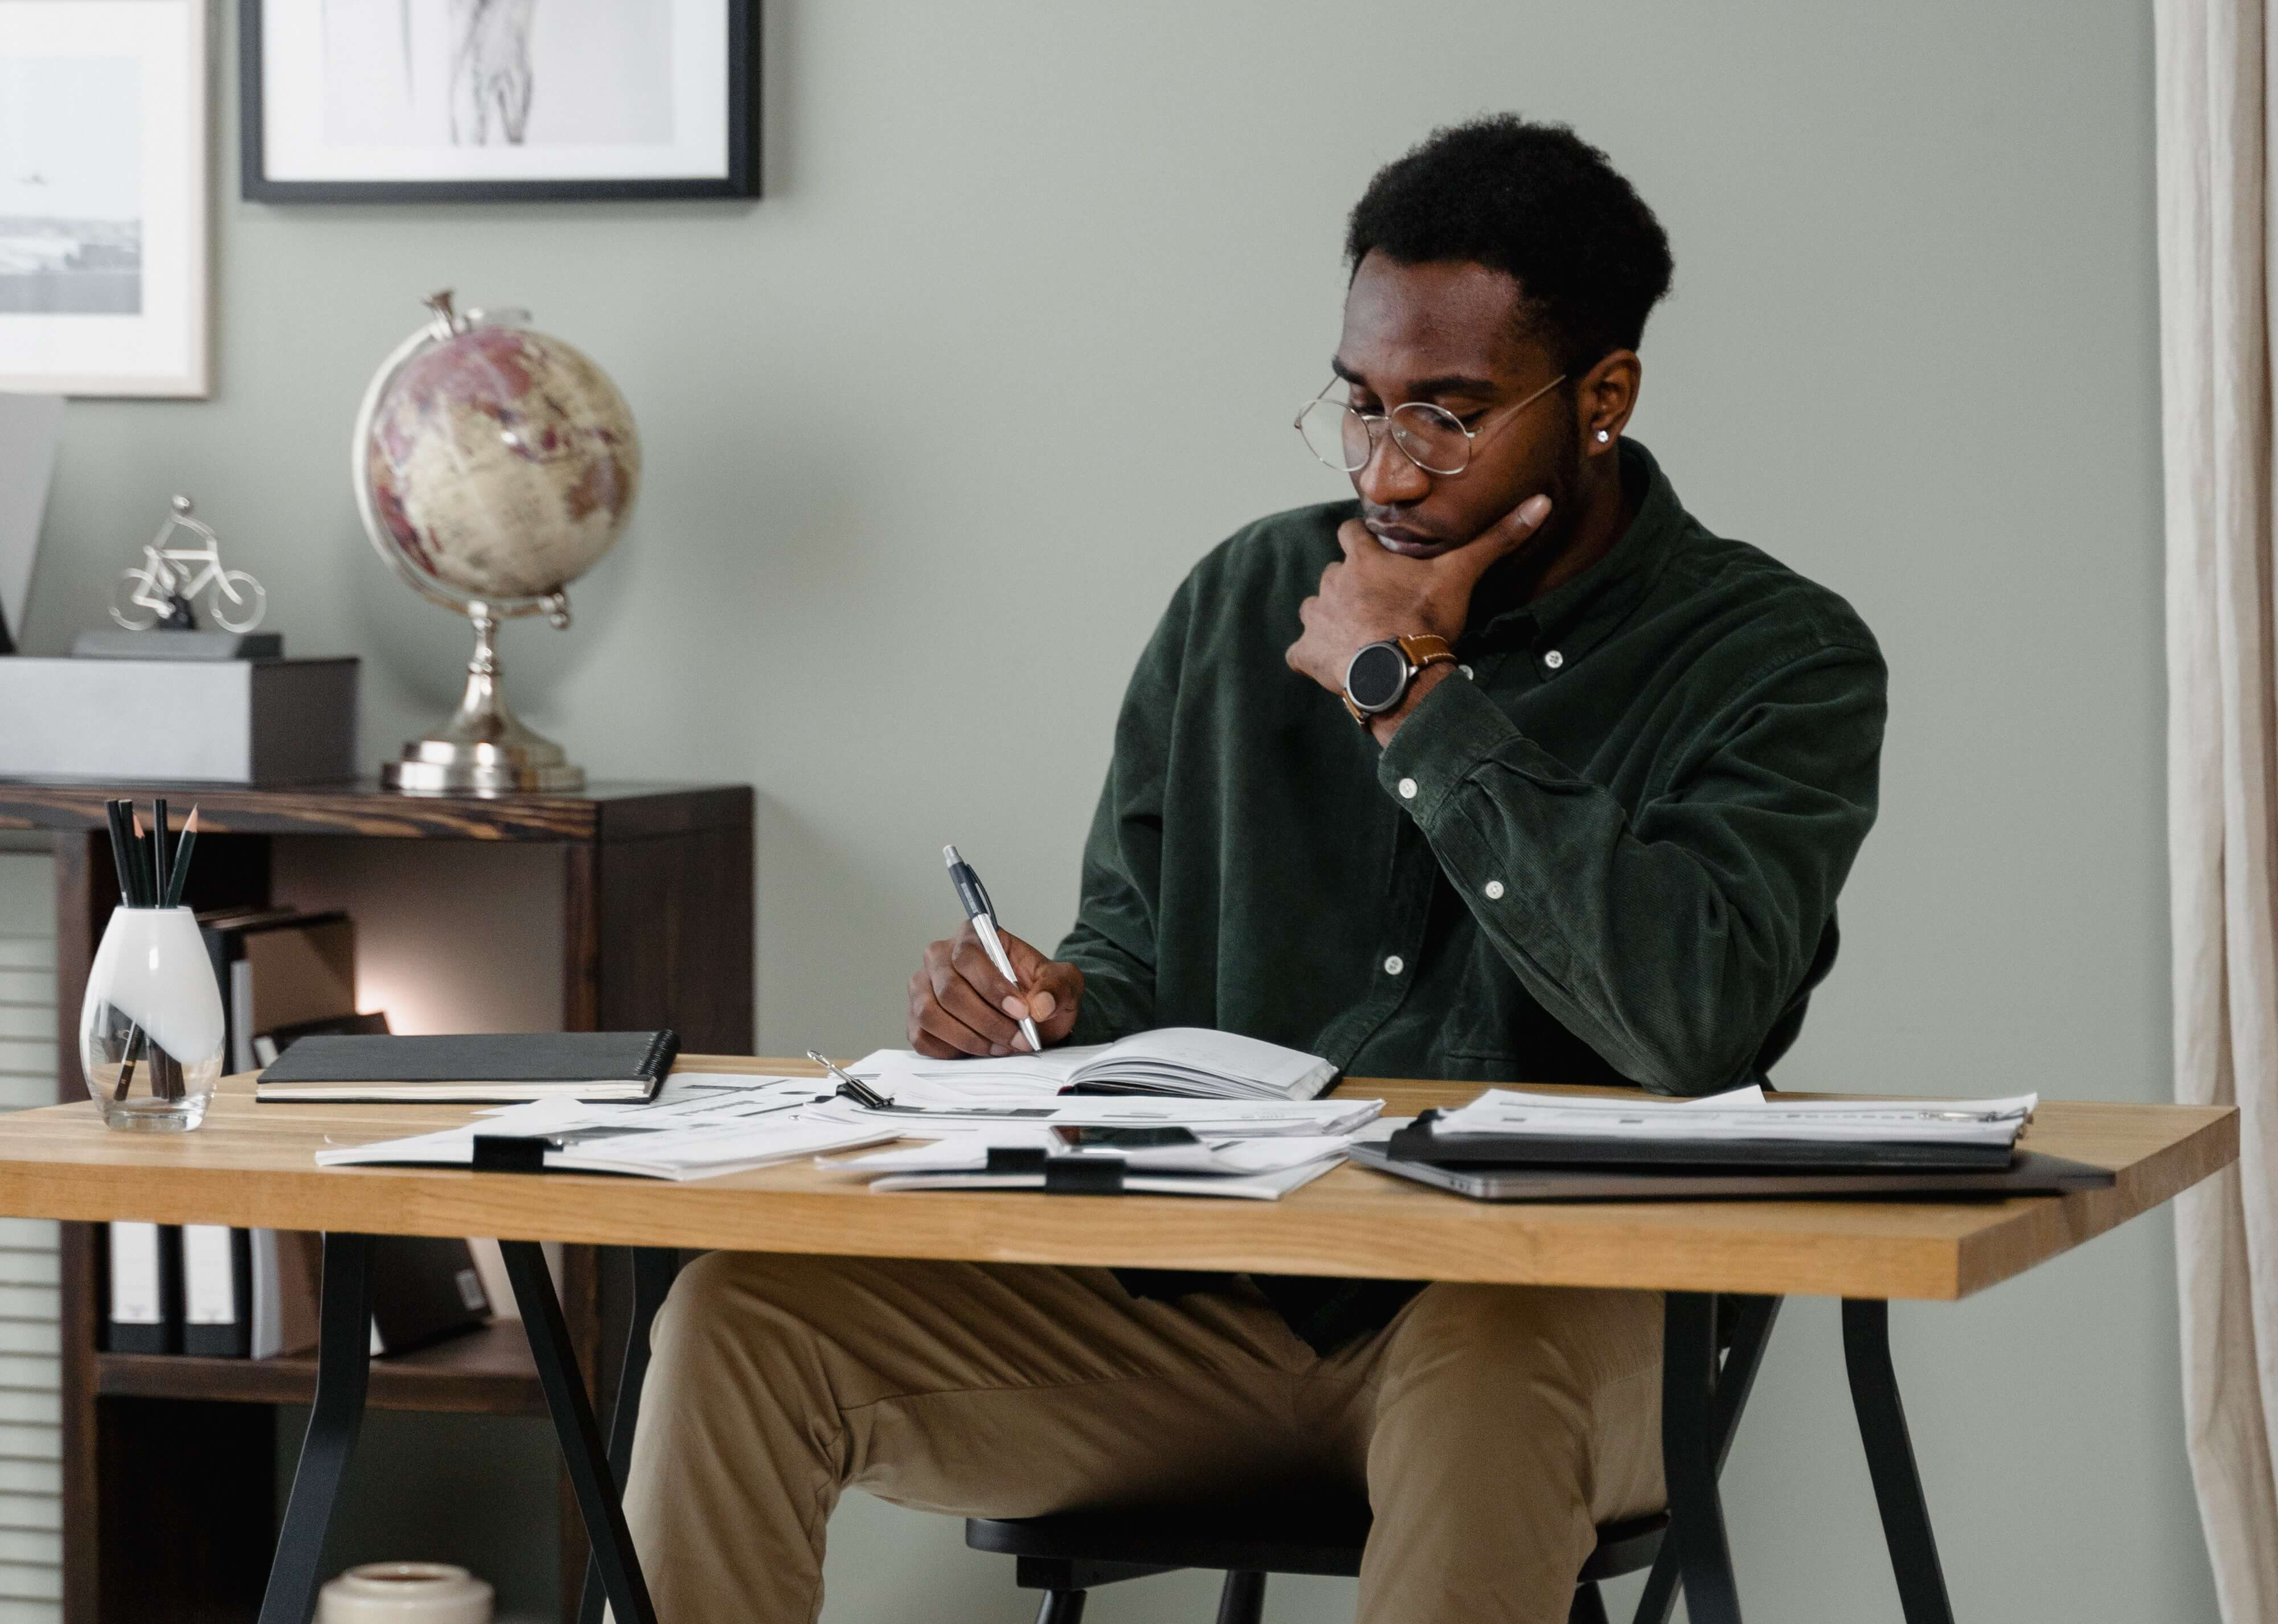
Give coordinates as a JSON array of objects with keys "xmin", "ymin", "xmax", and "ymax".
[{"xmin": 1294, "ymin": 373, "xmax": 1567, "ymax": 477}]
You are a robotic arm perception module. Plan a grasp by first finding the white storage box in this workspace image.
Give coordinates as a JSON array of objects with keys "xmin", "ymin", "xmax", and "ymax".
[{"xmin": 0, "ymin": 657, "xmax": 358, "ymax": 784}]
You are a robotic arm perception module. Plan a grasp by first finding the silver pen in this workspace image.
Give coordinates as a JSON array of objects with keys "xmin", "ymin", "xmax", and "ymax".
[{"xmin": 943, "ymin": 844, "xmax": 1045, "ymax": 1053}]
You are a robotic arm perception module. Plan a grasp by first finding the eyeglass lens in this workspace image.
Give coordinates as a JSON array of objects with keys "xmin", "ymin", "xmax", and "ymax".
[{"xmin": 1296, "ymin": 398, "xmax": 1473, "ymax": 477}]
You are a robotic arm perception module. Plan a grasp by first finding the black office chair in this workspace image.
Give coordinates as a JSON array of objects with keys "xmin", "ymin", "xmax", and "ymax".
[
  {"xmin": 968, "ymin": 1495, "xmax": 1666, "ymax": 1624},
  {"xmin": 964, "ymin": 1294, "xmax": 1781, "ymax": 1624}
]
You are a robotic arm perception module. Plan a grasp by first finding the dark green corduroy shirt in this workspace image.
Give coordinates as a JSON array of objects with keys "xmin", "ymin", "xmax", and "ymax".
[{"xmin": 1055, "ymin": 442, "xmax": 1887, "ymax": 1352}]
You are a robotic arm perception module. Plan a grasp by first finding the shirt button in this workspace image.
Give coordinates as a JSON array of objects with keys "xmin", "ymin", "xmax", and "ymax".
[
  {"xmin": 1383, "ymin": 955, "xmax": 1405, "ymax": 976},
  {"xmin": 1543, "ymin": 649, "xmax": 1565, "ymax": 671},
  {"xmin": 1484, "ymin": 880, "xmax": 1505, "ymax": 900},
  {"xmin": 1397, "ymin": 777, "xmax": 1417, "ymax": 800}
]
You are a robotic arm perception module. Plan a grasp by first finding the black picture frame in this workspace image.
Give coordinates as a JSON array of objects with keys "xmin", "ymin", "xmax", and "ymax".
[{"xmin": 239, "ymin": 0, "xmax": 760, "ymax": 204}]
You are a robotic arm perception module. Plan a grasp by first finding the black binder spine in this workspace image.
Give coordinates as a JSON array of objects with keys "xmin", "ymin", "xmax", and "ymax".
[
  {"xmin": 181, "ymin": 1226, "xmax": 253, "ymax": 1358},
  {"xmin": 104, "ymin": 1223, "xmax": 182, "ymax": 1355}
]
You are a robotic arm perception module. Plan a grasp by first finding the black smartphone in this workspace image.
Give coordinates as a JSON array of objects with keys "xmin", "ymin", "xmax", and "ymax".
[{"xmin": 1050, "ymin": 1125, "xmax": 1202, "ymax": 1150}]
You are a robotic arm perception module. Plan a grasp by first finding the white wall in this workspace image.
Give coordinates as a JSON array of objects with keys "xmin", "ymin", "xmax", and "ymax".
[{"xmin": 9, "ymin": 1, "xmax": 2199, "ymax": 1619}]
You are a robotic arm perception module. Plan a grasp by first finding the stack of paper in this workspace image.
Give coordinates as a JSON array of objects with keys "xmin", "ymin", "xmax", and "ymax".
[
  {"xmin": 313, "ymin": 1076, "xmax": 898, "ymax": 1181},
  {"xmin": 1429, "ymin": 1086, "xmax": 2038, "ymax": 1150},
  {"xmin": 311, "ymin": 1059, "xmax": 1370, "ymax": 1197},
  {"xmin": 829, "ymin": 1131, "xmax": 1352, "ymax": 1200}
]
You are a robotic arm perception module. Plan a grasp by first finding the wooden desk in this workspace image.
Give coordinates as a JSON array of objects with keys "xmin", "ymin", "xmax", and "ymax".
[{"xmin": 0, "ymin": 1058, "xmax": 2235, "ymax": 1624}]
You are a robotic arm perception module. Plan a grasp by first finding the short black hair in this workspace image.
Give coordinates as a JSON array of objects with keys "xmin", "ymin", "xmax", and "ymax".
[{"xmin": 1345, "ymin": 116, "xmax": 1674, "ymax": 376}]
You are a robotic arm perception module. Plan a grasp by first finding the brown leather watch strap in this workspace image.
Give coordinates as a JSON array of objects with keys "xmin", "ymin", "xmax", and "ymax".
[{"xmin": 1396, "ymin": 634, "xmax": 1457, "ymax": 670}]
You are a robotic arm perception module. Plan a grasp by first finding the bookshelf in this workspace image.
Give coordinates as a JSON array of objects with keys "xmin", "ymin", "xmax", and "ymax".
[{"xmin": 0, "ymin": 780, "xmax": 755, "ymax": 1624}]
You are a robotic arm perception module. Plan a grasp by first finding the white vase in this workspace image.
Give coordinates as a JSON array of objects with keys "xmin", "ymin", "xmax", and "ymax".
[
  {"xmin": 317, "ymin": 1563, "xmax": 494, "ymax": 1624},
  {"xmin": 77, "ymin": 906, "xmax": 225, "ymax": 1131}
]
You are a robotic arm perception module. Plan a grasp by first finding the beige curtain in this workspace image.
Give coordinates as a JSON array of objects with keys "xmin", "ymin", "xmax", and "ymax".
[{"xmin": 2157, "ymin": 2, "xmax": 2278, "ymax": 1618}]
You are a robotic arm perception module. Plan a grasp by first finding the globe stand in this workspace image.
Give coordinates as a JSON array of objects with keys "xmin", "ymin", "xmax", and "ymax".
[{"xmin": 380, "ymin": 605, "xmax": 585, "ymax": 795}]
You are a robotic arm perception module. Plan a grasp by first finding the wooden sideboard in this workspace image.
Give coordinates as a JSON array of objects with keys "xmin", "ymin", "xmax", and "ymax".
[{"xmin": 0, "ymin": 779, "xmax": 755, "ymax": 1624}]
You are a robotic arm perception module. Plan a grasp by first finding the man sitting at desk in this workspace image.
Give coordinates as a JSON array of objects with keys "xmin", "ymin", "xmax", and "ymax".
[{"xmin": 624, "ymin": 116, "xmax": 1887, "ymax": 1623}]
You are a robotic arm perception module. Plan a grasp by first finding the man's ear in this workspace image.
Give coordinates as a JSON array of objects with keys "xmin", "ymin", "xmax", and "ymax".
[{"xmin": 1579, "ymin": 351, "xmax": 1642, "ymax": 454}]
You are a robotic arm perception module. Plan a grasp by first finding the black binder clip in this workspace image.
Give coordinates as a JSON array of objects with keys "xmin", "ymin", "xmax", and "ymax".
[
  {"xmin": 1041, "ymin": 1155, "xmax": 1126, "ymax": 1195},
  {"xmin": 1384, "ymin": 1110, "xmax": 1445, "ymax": 1162},
  {"xmin": 981, "ymin": 1146, "xmax": 1126, "ymax": 1193},
  {"xmin": 471, "ymin": 1135, "xmax": 550, "ymax": 1174}
]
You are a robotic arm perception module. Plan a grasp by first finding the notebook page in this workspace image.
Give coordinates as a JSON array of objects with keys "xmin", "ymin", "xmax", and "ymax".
[
  {"xmin": 847, "ymin": 1047, "xmax": 1106, "ymax": 1103},
  {"xmin": 1076, "ymin": 1028, "xmax": 1331, "ymax": 1092}
]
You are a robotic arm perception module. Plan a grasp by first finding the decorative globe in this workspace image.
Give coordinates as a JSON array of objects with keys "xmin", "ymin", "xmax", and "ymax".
[
  {"xmin": 360, "ymin": 307, "xmax": 641, "ymax": 607},
  {"xmin": 351, "ymin": 293, "xmax": 640, "ymax": 795}
]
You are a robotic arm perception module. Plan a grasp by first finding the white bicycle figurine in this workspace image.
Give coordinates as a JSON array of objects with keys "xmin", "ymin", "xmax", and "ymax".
[{"xmin": 109, "ymin": 496, "xmax": 268, "ymax": 634}]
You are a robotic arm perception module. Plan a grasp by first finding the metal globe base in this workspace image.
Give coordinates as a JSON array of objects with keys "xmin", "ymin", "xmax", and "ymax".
[{"xmin": 382, "ymin": 606, "xmax": 585, "ymax": 797}]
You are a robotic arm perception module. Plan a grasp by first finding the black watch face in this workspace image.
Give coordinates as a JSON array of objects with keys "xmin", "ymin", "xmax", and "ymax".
[{"xmin": 1345, "ymin": 641, "xmax": 1409, "ymax": 713}]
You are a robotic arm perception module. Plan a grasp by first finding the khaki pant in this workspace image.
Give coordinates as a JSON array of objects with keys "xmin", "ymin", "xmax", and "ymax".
[{"xmin": 619, "ymin": 1254, "xmax": 1664, "ymax": 1624}]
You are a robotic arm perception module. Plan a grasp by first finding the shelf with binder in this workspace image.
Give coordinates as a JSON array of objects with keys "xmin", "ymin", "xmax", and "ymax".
[
  {"xmin": 96, "ymin": 1317, "xmax": 548, "ymax": 1415},
  {"xmin": 0, "ymin": 778, "xmax": 754, "ymax": 1624}
]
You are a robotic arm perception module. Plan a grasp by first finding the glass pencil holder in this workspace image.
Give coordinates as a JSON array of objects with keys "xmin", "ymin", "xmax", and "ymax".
[{"xmin": 79, "ymin": 906, "xmax": 225, "ymax": 1131}]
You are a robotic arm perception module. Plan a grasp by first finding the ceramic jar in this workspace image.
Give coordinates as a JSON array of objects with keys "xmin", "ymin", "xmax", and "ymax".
[{"xmin": 316, "ymin": 1562, "xmax": 494, "ymax": 1624}]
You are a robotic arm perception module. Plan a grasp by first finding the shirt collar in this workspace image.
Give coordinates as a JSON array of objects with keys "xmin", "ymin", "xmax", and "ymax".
[{"xmin": 1468, "ymin": 438, "xmax": 1686, "ymax": 661}]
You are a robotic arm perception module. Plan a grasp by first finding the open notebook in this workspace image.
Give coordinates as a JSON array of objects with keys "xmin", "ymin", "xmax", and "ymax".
[{"xmin": 853, "ymin": 1028, "xmax": 1338, "ymax": 1103}]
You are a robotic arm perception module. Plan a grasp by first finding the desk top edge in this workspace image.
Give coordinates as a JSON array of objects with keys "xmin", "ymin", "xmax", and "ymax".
[{"xmin": 0, "ymin": 1057, "xmax": 2231, "ymax": 1302}]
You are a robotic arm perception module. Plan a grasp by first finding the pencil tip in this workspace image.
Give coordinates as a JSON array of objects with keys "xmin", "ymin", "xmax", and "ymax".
[{"xmin": 185, "ymin": 807, "xmax": 200, "ymax": 831}]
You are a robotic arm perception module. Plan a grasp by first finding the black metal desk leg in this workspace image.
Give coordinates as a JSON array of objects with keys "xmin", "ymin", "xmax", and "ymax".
[
  {"xmin": 1842, "ymin": 1299, "xmax": 1955, "ymax": 1624},
  {"xmin": 258, "ymin": 1233, "xmax": 375, "ymax": 1624},
  {"xmin": 577, "ymin": 1248, "xmax": 682, "ymax": 1624},
  {"xmin": 501, "ymin": 1241, "xmax": 659, "ymax": 1624},
  {"xmin": 1660, "ymin": 1291, "xmax": 1743, "ymax": 1624},
  {"xmin": 1634, "ymin": 1295, "xmax": 1780, "ymax": 1624}
]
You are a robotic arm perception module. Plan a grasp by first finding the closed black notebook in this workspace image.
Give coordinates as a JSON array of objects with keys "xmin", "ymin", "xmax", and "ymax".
[{"xmin": 255, "ymin": 1030, "xmax": 679, "ymax": 1104}]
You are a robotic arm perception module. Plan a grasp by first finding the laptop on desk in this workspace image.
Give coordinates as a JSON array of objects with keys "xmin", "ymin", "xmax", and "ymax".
[{"xmin": 1344, "ymin": 1142, "xmax": 2115, "ymax": 1202}]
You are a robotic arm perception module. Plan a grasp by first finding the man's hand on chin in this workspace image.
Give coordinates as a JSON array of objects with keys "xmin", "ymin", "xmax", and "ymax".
[{"xmin": 1286, "ymin": 493, "xmax": 1552, "ymax": 744}]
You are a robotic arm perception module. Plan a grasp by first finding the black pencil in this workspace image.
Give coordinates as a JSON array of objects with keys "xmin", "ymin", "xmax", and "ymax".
[
  {"xmin": 145, "ymin": 805, "xmax": 177, "ymax": 1096},
  {"xmin": 110, "ymin": 800, "xmax": 138, "ymax": 905},
  {"xmin": 163, "ymin": 808, "xmax": 199, "ymax": 909},
  {"xmin": 113, "ymin": 1032, "xmax": 142, "ymax": 1103},
  {"xmin": 102, "ymin": 801, "xmax": 134, "ymax": 906},
  {"xmin": 132, "ymin": 809, "xmax": 155, "ymax": 908},
  {"xmin": 152, "ymin": 798, "xmax": 170, "ymax": 910}
]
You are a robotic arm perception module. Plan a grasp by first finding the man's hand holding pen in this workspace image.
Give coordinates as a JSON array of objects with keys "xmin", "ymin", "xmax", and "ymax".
[{"xmin": 908, "ymin": 920, "xmax": 1085, "ymax": 1058}]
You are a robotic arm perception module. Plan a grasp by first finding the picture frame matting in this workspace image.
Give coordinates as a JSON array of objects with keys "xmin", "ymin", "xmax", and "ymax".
[
  {"xmin": 240, "ymin": 0, "xmax": 760, "ymax": 204},
  {"xmin": 0, "ymin": 0, "xmax": 212, "ymax": 398}
]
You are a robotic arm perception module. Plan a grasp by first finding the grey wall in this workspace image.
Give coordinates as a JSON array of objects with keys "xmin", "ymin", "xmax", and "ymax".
[{"xmin": 8, "ymin": 1, "xmax": 2199, "ymax": 1620}]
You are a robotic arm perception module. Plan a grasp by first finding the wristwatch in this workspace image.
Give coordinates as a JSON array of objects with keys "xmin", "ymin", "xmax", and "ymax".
[{"xmin": 1342, "ymin": 634, "xmax": 1457, "ymax": 722}]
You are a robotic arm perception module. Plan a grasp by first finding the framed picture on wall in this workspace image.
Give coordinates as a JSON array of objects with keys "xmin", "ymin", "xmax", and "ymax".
[
  {"xmin": 241, "ymin": 0, "xmax": 760, "ymax": 203},
  {"xmin": 0, "ymin": 0, "xmax": 211, "ymax": 397}
]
